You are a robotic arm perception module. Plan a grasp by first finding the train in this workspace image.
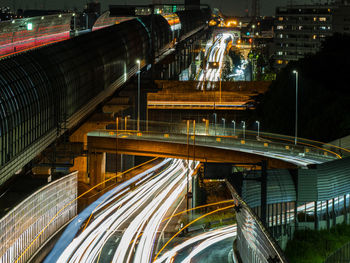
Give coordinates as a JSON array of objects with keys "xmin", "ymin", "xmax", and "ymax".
[{"xmin": 0, "ymin": 8, "xmax": 211, "ymax": 186}]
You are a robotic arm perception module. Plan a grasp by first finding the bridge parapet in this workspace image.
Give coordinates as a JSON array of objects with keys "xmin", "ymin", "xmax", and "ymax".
[
  {"xmin": 88, "ymin": 119, "xmax": 339, "ymax": 166},
  {"xmin": 0, "ymin": 172, "xmax": 77, "ymax": 263},
  {"xmin": 226, "ymin": 180, "xmax": 289, "ymax": 263}
]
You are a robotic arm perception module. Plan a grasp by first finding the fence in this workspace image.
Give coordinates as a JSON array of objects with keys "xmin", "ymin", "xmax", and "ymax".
[
  {"xmin": 0, "ymin": 172, "xmax": 78, "ymax": 263},
  {"xmin": 226, "ymin": 179, "xmax": 288, "ymax": 263},
  {"xmin": 325, "ymin": 241, "xmax": 350, "ymax": 263}
]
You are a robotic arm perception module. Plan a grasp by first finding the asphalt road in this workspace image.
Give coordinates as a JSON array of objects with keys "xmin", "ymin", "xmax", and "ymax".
[{"xmin": 173, "ymin": 236, "xmax": 235, "ymax": 263}]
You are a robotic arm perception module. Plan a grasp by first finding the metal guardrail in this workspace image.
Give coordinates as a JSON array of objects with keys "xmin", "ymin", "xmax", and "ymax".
[
  {"xmin": 88, "ymin": 119, "xmax": 339, "ymax": 165},
  {"xmin": 226, "ymin": 179, "xmax": 289, "ymax": 263},
  {"xmin": 0, "ymin": 172, "xmax": 78, "ymax": 263},
  {"xmin": 325, "ymin": 241, "xmax": 350, "ymax": 263}
]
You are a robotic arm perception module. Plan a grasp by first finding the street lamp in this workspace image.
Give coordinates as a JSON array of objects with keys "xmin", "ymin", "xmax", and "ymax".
[
  {"xmin": 293, "ymin": 70, "xmax": 298, "ymax": 145},
  {"xmin": 136, "ymin": 59, "xmax": 141, "ymax": 131},
  {"xmin": 241, "ymin": 121, "xmax": 246, "ymax": 140},
  {"xmin": 202, "ymin": 118, "xmax": 209, "ymax": 135},
  {"xmin": 222, "ymin": 118, "xmax": 225, "ymax": 135},
  {"xmin": 213, "ymin": 113, "xmax": 217, "ymax": 135},
  {"xmin": 124, "ymin": 115, "xmax": 130, "ymax": 131},
  {"xmin": 256, "ymin": 120, "xmax": 260, "ymax": 138},
  {"xmin": 232, "ymin": 120, "xmax": 236, "ymax": 136}
]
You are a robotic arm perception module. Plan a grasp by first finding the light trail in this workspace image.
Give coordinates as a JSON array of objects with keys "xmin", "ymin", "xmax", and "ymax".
[
  {"xmin": 153, "ymin": 225, "xmax": 237, "ymax": 263},
  {"xmin": 50, "ymin": 158, "xmax": 198, "ymax": 263},
  {"xmin": 153, "ymin": 204, "xmax": 235, "ymax": 262}
]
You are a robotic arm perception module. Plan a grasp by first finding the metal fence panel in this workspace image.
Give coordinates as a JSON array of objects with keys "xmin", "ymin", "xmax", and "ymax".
[{"xmin": 0, "ymin": 172, "xmax": 77, "ymax": 263}]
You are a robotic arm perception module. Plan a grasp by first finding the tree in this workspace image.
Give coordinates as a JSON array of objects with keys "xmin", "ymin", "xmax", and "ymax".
[{"xmin": 255, "ymin": 34, "xmax": 350, "ymax": 142}]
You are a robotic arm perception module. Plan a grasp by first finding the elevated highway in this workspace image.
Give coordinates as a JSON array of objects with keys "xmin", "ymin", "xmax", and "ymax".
[{"xmin": 87, "ymin": 120, "xmax": 338, "ymax": 167}]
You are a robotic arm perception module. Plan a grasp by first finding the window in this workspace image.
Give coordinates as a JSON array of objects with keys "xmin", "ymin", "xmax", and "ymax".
[
  {"xmin": 277, "ymin": 25, "xmax": 284, "ymax": 30},
  {"xmin": 319, "ymin": 17, "xmax": 326, "ymax": 21},
  {"xmin": 278, "ymin": 17, "xmax": 283, "ymax": 21},
  {"xmin": 279, "ymin": 34, "xmax": 283, "ymax": 38},
  {"xmin": 277, "ymin": 60, "xmax": 283, "ymax": 64}
]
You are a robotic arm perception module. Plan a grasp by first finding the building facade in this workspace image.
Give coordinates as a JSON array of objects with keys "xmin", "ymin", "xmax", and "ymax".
[{"xmin": 274, "ymin": 2, "xmax": 350, "ymax": 68}]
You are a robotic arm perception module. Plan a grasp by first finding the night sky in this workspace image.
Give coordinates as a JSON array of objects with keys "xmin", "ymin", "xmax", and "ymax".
[{"xmin": 0, "ymin": 0, "xmax": 333, "ymax": 16}]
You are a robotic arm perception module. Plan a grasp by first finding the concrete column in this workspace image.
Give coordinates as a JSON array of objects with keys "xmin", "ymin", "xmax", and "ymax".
[
  {"xmin": 89, "ymin": 152, "xmax": 106, "ymax": 190},
  {"xmin": 70, "ymin": 122, "xmax": 106, "ymax": 183}
]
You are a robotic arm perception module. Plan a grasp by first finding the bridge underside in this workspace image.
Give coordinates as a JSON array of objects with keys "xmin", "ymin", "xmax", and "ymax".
[{"xmin": 88, "ymin": 137, "xmax": 296, "ymax": 169}]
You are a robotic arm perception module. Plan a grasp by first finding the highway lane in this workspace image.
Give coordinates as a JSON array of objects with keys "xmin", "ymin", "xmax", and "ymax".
[
  {"xmin": 197, "ymin": 33, "xmax": 234, "ymax": 90},
  {"xmin": 154, "ymin": 225, "xmax": 237, "ymax": 263},
  {"xmin": 50, "ymin": 158, "xmax": 197, "ymax": 263}
]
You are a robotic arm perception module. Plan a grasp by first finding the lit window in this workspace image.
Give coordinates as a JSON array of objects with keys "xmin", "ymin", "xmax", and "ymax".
[
  {"xmin": 277, "ymin": 25, "xmax": 284, "ymax": 30},
  {"xmin": 313, "ymin": 17, "xmax": 317, "ymax": 21},
  {"xmin": 278, "ymin": 17, "xmax": 283, "ymax": 21},
  {"xmin": 277, "ymin": 51, "xmax": 283, "ymax": 55},
  {"xmin": 313, "ymin": 35, "xmax": 317, "ymax": 39},
  {"xmin": 298, "ymin": 26, "xmax": 303, "ymax": 30},
  {"xmin": 279, "ymin": 34, "xmax": 283, "ymax": 38},
  {"xmin": 277, "ymin": 60, "xmax": 283, "ymax": 64},
  {"xmin": 319, "ymin": 17, "xmax": 326, "ymax": 21}
]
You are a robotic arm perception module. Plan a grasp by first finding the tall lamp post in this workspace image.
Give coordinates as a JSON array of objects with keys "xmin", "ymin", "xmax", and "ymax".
[
  {"xmin": 116, "ymin": 117, "xmax": 119, "ymax": 176},
  {"xmin": 241, "ymin": 121, "xmax": 246, "ymax": 140},
  {"xmin": 136, "ymin": 60, "xmax": 141, "ymax": 131},
  {"xmin": 222, "ymin": 118, "xmax": 225, "ymax": 135},
  {"xmin": 256, "ymin": 120, "xmax": 260, "ymax": 138},
  {"xmin": 213, "ymin": 113, "xmax": 217, "ymax": 136},
  {"xmin": 232, "ymin": 120, "xmax": 236, "ymax": 136},
  {"xmin": 293, "ymin": 70, "xmax": 298, "ymax": 145}
]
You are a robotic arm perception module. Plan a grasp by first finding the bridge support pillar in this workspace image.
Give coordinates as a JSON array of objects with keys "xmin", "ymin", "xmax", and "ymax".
[
  {"xmin": 89, "ymin": 152, "xmax": 106, "ymax": 190},
  {"xmin": 70, "ymin": 122, "xmax": 106, "ymax": 183}
]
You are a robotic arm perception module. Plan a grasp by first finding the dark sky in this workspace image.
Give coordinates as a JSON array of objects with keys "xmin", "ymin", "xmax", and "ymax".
[{"xmin": 0, "ymin": 0, "xmax": 331, "ymax": 16}]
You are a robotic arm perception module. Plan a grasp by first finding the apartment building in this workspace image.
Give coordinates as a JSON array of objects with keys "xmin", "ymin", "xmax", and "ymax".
[{"xmin": 274, "ymin": 1, "xmax": 350, "ymax": 68}]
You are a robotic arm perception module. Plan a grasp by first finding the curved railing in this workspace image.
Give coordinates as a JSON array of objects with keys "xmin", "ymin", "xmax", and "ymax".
[
  {"xmin": 226, "ymin": 179, "xmax": 289, "ymax": 263},
  {"xmin": 324, "ymin": 241, "xmax": 350, "ymax": 263},
  {"xmin": 88, "ymin": 119, "xmax": 346, "ymax": 165},
  {"xmin": 0, "ymin": 172, "xmax": 77, "ymax": 263}
]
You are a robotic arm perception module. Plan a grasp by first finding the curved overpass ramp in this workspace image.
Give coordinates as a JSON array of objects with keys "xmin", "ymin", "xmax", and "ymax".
[{"xmin": 87, "ymin": 128, "xmax": 338, "ymax": 169}]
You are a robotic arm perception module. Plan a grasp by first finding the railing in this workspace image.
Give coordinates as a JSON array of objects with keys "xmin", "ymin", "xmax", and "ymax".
[
  {"xmin": 88, "ymin": 119, "xmax": 345, "ymax": 165},
  {"xmin": 325, "ymin": 241, "xmax": 350, "ymax": 263},
  {"xmin": 0, "ymin": 172, "xmax": 78, "ymax": 263},
  {"xmin": 226, "ymin": 179, "xmax": 289, "ymax": 263}
]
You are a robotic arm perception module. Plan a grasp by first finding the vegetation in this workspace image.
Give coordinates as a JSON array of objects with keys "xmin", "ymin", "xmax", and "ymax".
[
  {"xmin": 285, "ymin": 224, "xmax": 350, "ymax": 263},
  {"xmin": 222, "ymin": 47, "xmax": 243, "ymax": 81},
  {"xmin": 255, "ymin": 33, "xmax": 350, "ymax": 142},
  {"xmin": 248, "ymin": 48, "xmax": 276, "ymax": 81}
]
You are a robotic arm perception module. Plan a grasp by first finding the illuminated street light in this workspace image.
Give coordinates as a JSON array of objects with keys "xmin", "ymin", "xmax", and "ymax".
[
  {"xmin": 293, "ymin": 70, "xmax": 298, "ymax": 145},
  {"xmin": 232, "ymin": 120, "xmax": 236, "ymax": 135},
  {"xmin": 136, "ymin": 60, "xmax": 141, "ymax": 131},
  {"xmin": 222, "ymin": 118, "xmax": 226, "ymax": 135},
  {"xmin": 213, "ymin": 113, "xmax": 217, "ymax": 136},
  {"xmin": 202, "ymin": 118, "xmax": 209, "ymax": 135},
  {"xmin": 241, "ymin": 121, "xmax": 246, "ymax": 140},
  {"xmin": 256, "ymin": 120, "xmax": 260, "ymax": 138}
]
